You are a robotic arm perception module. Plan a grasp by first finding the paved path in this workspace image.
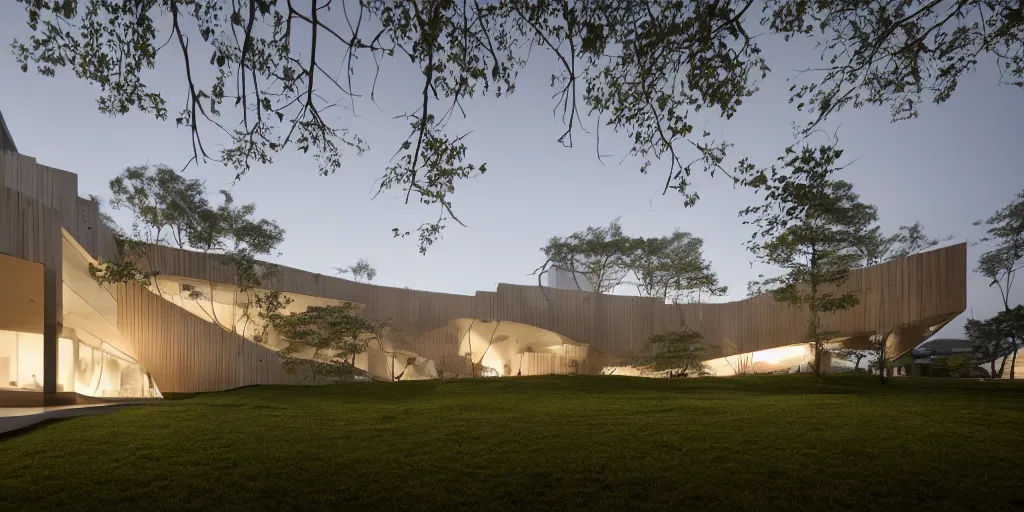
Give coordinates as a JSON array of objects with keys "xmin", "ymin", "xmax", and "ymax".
[{"xmin": 0, "ymin": 402, "xmax": 157, "ymax": 436}]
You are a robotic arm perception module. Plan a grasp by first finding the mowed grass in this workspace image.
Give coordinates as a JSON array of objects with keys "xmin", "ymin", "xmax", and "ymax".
[{"xmin": 2, "ymin": 375, "xmax": 1023, "ymax": 511}]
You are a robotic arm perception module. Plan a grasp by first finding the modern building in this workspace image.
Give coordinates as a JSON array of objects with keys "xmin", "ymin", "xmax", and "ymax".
[
  {"xmin": 907, "ymin": 338, "xmax": 990, "ymax": 378},
  {"xmin": 0, "ymin": 123, "xmax": 969, "ymax": 405},
  {"xmin": 547, "ymin": 266, "xmax": 595, "ymax": 293}
]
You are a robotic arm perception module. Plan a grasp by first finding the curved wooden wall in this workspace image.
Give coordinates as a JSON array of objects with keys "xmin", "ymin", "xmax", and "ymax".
[
  {"xmin": 116, "ymin": 283, "xmax": 317, "ymax": 392},
  {"xmin": 2, "ymin": 152, "xmax": 969, "ymax": 391},
  {"xmin": 136, "ymin": 237, "xmax": 967, "ymax": 362}
]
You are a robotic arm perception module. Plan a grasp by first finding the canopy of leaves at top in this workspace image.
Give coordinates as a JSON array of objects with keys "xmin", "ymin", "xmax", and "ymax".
[
  {"xmin": 108, "ymin": 164, "xmax": 209, "ymax": 246},
  {"xmin": 99, "ymin": 164, "xmax": 285, "ymax": 290},
  {"xmin": 13, "ymin": 1, "xmax": 1021, "ymax": 253},
  {"xmin": 105, "ymin": 164, "xmax": 285, "ymax": 258},
  {"xmin": 539, "ymin": 218, "xmax": 636, "ymax": 293},
  {"xmin": 741, "ymin": 144, "xmax": 870, "ymax": 315},
  {"xmin": 537, "ymin": 220, "xmax": 725, "ymax": 299},
  {"xmin": 630, "ymin": 230, "xmax": 727, "ymax": 303}
]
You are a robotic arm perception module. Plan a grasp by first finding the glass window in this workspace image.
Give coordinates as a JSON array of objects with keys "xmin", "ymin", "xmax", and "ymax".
[
  {"xmin": 16, "ymin": 332, "xmax": 44, "ymax": 390},
  {"xmin": 0, "ymin": 330, "xmax": 18, "ymax": 389}
]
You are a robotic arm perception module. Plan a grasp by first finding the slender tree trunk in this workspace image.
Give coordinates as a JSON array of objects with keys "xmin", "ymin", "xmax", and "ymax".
[
  {"xmin": 809, "ymin": 246, "xmax": 822, "ymax": 382},
  {"xmin": 991, "ymin": 359, "xmax": 997, "ymax": 380},
  {"xmin": 1011, "ymin": 345, "xmax": 1018, "ymax": 380}
]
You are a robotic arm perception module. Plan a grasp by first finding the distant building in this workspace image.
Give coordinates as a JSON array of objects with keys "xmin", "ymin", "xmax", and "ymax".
[
  {"xmin": 0, "ymin": 110, "xmax": 17, "ymax": 153},
  {"xmin": 909, "ymin": 338, "xmax": 990, "ymax": 378},
  {"xmin": 546, "ymin": 266, "xmax": 594, "ymax": 292}
]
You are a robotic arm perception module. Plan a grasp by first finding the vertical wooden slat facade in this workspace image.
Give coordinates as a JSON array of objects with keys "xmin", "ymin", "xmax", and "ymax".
[
  {"xmin": 116, "ymin": 283, "xmax": 313, "ymax": 392},
  {"xmin": 132, "ymin": 240, "xmax": 967, "ymax": 363},
  {"xmin": 1, "ymin": 152, "xmax": 969, "ymax": 392}
]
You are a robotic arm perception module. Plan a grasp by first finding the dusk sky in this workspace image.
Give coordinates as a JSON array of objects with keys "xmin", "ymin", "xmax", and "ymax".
[{"xmin": 1, "ymin": 3, "xmax": 1021, "ymax": 338}]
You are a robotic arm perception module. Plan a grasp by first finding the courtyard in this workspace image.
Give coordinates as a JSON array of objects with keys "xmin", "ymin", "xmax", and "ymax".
[{"xmin": 2, "ymin": 375, "xmax": 1022, "ymax": 510}]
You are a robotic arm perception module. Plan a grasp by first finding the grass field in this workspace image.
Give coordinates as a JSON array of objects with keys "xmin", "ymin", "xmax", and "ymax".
[{"xmin": 2, "ymin": 374, "xmax": 1023, "ymax": 511}]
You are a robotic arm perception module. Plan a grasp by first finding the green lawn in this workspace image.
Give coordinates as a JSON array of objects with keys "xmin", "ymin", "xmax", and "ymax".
[{"xmin": 2, "ymin": 375, "xmax": 1023, "ymax": 511}]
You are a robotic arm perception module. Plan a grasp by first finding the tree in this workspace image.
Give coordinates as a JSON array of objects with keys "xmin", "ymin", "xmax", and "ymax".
[
  {"xmin": 965, "ymin": 312, "xmax": 1018, "ymax": 379},
  {"xmin": 630, "ymin": 230, "xmax": 726, "ymax": 304},
  {"xmin": 335, "ymin": 258, "xmax": 378, "ymax": 282},
  {"xmin": 944, "ymin": 355, "xmax": 974, "ymax": 379},
  {"xmin": 630, "ymin": 329, "xmax": 709, "ymax": 376},
  {"xmin": 852, "ymin": 221, "xmax": 950, "ymax": 267},
  {"xmin": 180, "ymin": 189, "xmax": 287, "ymax": 333},
  {"xmin": 975, "ymin": 190, "xmax": 1024, "ymax": 378},
  {"xmin": 869, "ymin": 334, "xmax": 901, "ymax": 385},
  {"xmin": 534, "ymin": 219, "xmax": 635, "ymax": 294},
  {"xmin": 92, "ymin": 163, "xmax": 288, "ymax": 342},
  {"xmin": 107, "ymin": 164, "xmax": 209, "ymax": 247},
  {"xmin": 742, "ymin": 144, "xmax": 870, "ymax": 381},
  {"xmin": 889, "ymin": 223, "xmax": 952, "ymax": 260},
  {"xmin": 271, "ymin": 303, "xmax": 389, "ymax": 381},
  {"xmin": 834, "ymin": 348, "xmax": 867, "ymax": 371},
  {"xmin": 15, "ymin": 1, "xmax": 1020, "ymax": 253},
  {"xmin": 88, "ymin": 194, "xmax": 120, "ymax": 232}
]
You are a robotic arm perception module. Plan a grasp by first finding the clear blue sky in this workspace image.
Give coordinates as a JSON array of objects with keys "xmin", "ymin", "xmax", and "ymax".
[{"xmin": 1, "ymin": 4, "xmax": 1021, "ymax": 338}]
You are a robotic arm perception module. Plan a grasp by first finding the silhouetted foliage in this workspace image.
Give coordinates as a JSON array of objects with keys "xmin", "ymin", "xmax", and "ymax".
[
  {"xmin": 534, "ymin": 218, "xmax": 636, "ymax": 293},
  {"xmin": 742, "ymin": 143, "xmax": 871, "ymax": 380},
  {"xmin": 534, "ymin": 220, "xmax": 725, "ymax": 302},
  {"xmin": 15, "ymin": 1, "xmax": 1020, "ymax": 252},
  {"xmin": 335, "ymin": 258, "xmax": 378, "ymax": 282},
  {"xmin": 630, "ymin": 230, "xmax": 727, "ymax": 303},
  {"xmin": 272, "ymin": 303, "xmax": 388, "ymax": 381},
  {"xmin": 974, "ymin": 190, "xmax": 1024, "ymax": 378},
  {"xmin": 966, "ymin": 309, "xmax": 1021, "ymax": 378},
  {"xmin": 631, "ymin": 329, "xmax": 709, "ymax": 375}
]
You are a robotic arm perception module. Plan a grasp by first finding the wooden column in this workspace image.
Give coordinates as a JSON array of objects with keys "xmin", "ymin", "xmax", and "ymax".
[{"xmin": 43, "ymin": 266, "xmax": 57, "ymax": 396}]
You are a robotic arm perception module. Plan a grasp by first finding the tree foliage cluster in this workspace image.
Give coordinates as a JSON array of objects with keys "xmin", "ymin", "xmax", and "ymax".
[
  {"xmin": 271, "ymin": 303, "xmax": 391, "ymax": 381},
  {"xmin": 742, "ymin": 140, "xmax": 949, "ymax": 381},
  {"xmin": 965, "ymin": 306, "xmax": 1023, "ymax": 378},
  {"xmin": 334, "ymin": 257, "xmax": 378, "ymax": 282},
  {"xmin": 89, "ymin": 164, "xmax": 292, "ymax": 345},
  {"xmin": 969, "ymin": 190, "xmax": 1024, "ymax": 379},
  {"xmin": 90, "ymin": 164, "xmax": 286, "ymax": 289},
  {"xmin": 742, "ymin": 144, "xmax": 872, "ymax": 379},
  {"xmin": 629, "ymin": 328, "xmax": 709, "ymax": 375},
  {"xmin": 535, "ymin": 218, "xmax": 726, "ymax": 303},
  {"xmin": 13, "ymin": 0, "xmax": 1022, "ymax": 252}
]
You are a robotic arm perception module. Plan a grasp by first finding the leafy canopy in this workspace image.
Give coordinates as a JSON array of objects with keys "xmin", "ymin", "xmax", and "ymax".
[
  {"xmin": 335, "ymin": 258, "xmax": 378, "ymax": 282},
  {"xmin": 535, "ymin": 219, "xmax": 725, "ymax": 301},
  {"xmin": 742, "ymin": 144, "xmax": 869, "ymax": 313},
  {"xmin": 272, "ymin": 303, "xmax": 387, "ymax": 370},
  {"xmin": 742, "ymin": 143, "xmax": 874, "ymax": 379},
  {"xmin": 851, "ymin": 220, "xmax": 951, "ymax": 267},
  {"xmin": 975, "ymin": 190, "xmax": 1024, "ymax": 310},
  {"xmin": 965, "ymin": 308, "xmax": 1021, "ymax": 367},
  {"xmin": 630, "ymin": 230, "xmax": 727, "ymax": 303},
  {"xmin": 92, "ymin": 163, "xmax": 285, "ymax": 292},
  {"xmin": 536, "ymin": 218, "xmax": 636, "ymax": 294},
  {"xmin": 13, "ymin": 0, "xmax": 1022, "ymax": 252},
  {"xmin": 631, "ymin": 328, "xmax": 709, "ymax": 374}
]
